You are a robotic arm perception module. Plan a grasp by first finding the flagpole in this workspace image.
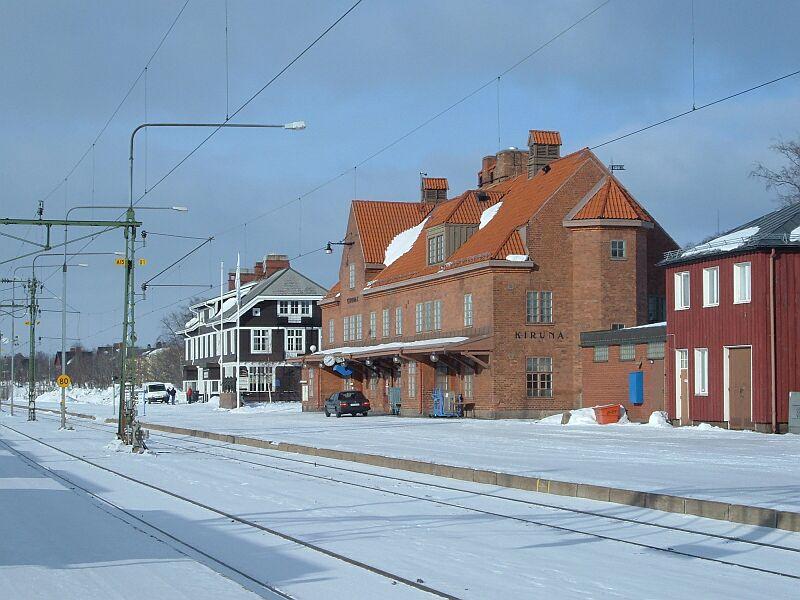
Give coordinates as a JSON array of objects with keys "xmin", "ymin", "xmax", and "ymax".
[
  {"xmin": 219, "ymin": 261, "xmax": 224, "ymax": 403},
  {"xmin": 235, "ymin": 253, "xmax": 241, "ymax": 409}
]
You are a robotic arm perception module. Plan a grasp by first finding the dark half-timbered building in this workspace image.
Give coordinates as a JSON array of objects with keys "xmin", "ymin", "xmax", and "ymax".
[{"xmin": 181, "ymin": 255, "xmax": 326, "ymax": 403}]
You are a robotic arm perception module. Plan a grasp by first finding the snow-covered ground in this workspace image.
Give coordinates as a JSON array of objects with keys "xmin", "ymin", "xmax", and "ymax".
[
  {"xmin": 24, "ymin": 388, "xmax": 800, "ymax": 512},
  {"xmin": 3, "ymin": 412, "xmax": 800, "ymax": 599}
]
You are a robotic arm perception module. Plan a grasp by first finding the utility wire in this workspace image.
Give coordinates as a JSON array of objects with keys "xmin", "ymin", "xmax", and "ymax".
[
  {"xmin": 142, "ymin": 237, "xmax": 214, "ymax": 287},
  {"xmin": 34, "ymin": 0, "xmax": 191, "ymax": 208},
  {"xmin": 591, "ymin": 67, "xmax": 800, "ymax": 149}
]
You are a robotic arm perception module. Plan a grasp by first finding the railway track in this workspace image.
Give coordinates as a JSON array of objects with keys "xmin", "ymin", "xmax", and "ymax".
[
  {"xmin": 0, "ymin": 421, "xmax": 458, "ymax": 600},
  {"xmin": 12, "ymin": 414, "xmax": 800, "ymax": 583}
]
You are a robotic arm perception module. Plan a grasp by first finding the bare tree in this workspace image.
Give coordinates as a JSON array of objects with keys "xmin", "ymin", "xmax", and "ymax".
[{"xmin": 751, "ymin": 138, "xmax": 800, "ymax": 205}]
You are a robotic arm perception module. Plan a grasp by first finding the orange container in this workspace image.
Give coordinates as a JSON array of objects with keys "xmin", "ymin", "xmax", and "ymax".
[{"xmin": 593, "ymin": 404, "xmax": 621, "ymax": 425}]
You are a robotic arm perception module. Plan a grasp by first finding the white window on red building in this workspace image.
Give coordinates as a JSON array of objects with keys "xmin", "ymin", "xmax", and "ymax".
[
  {"xmin": 703, "ymin": 266, "xmax": 719, "ymax": 307},
  {"xmin": 369, "ymin": 311, "xmax": 377, "ymax": 339},
  {"xmin": 694, "ymin": 348, "xmax": 709, "ymax": 395},
  {"xmin": 620, "ymin": 344, "xmax": 635, "ymax": 361},
  {"xmin": 674, "ymin": 271, "xmax": 690, "ymax": 310},
  {"xmin": 407, "ymin": 361, "xmax": 417, "ymax": 399},
  {"xmin": 464, "ymin": 293, "xmax": 473, "ymax": 327},
  {"xmin": 526, "ymin": 291, "xmax": 553, "ymax": 323},
  {"xmin": 382, "ymin": 308, "xmax": 390, "ymax": 337},
  {"xmin": 733, "ymin": 262, "xmax": 751, "ymax": 304},
  {"xmin": 328, "ymin": 319, "xmax": 335, "ymax": 344},
  {"xmin": 348, "ymin": 263, "xmax": 355, "ymax": 290},
  {"xmin": 526, "ymin": 357, "xmax": 552, "ymax": 398},
  {"xmin": 395, "ymin": 306, "xmax": 403, "ymax": 336}
]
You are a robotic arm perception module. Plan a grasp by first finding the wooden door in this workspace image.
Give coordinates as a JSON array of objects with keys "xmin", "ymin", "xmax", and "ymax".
[
  {"xmin": 676, "ymin": 350, "xmax": 689, "ymax": 425},
  {"xmin": 728, "ymin": 347, "xmax": 752, "ymax": 429}
]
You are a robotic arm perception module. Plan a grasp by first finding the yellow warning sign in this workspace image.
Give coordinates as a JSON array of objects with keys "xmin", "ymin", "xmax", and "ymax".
[
  {"xmin": 56, "ymin": 374, "xmax": 72, "ymax": 388},
  {"xmin": 115, "ymin": 258, "xmax": 127, "ymax": 266},
  {"xmin": 138, "ymin": 258, "xmax": 147, "ymax": 266}
]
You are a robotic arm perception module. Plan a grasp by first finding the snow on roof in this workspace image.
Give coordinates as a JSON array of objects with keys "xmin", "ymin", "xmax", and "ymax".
[
  {"xmin": 682, "ymin": 226, "xmax": 761, "ymax": 257},
  {"xmin": 317, "ymin": 336, "xmax": 468, "ymax": 357},
  {"xmin": 624, "ymin": 322, "xmax": 666, "ymax": 330},
  {"xmin": 791, "ymin": 224, "xmax": 800, "ymax": 240},
  {"xmin": 505, "ymin": 254, "xmax": 528, "ymax": 262},
  {"xmin": 478, "ymin": 201, "xmax": 502, "ymax": 230},
  {"xmin": 184, "ymin": 316, "xmax": 199, "ymax": 329},
  {"xmin": 213, "ymin": 297, "xmax": 237, "ymax": 318},
  {"xmin": 384, "ymin": 217, "xmax": 429, "ymax": 266}
]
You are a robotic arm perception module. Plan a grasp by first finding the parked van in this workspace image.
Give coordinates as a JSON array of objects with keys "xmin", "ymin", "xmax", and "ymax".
[{"xmin": 143, "ymin": 382, "xmax": 169, "ymax": 404}]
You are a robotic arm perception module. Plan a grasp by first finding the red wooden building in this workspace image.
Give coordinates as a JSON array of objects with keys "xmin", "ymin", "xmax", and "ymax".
[{"xmin": 661, "ymin": 203, "xmax": 800, "ymax": 432}]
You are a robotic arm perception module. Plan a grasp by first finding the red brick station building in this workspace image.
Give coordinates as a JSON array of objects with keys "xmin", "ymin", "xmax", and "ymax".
[{"xmin": 300, "ymin": 129, "xmax": 679, "ymax": 419}]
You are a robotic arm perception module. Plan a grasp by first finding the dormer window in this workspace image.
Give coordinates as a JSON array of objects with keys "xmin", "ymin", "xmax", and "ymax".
[{"xmin": 427, "ymin": 233, "xmax": 444, "ymax": 265}]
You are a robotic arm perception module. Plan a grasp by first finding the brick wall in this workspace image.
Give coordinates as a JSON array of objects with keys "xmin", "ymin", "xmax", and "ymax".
[{"xmin": 581, "ymin": 344, "xmax": 666, "ymax": 422}]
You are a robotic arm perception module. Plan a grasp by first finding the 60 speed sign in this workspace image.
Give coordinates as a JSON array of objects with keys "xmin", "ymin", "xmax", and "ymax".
[{"xmin": 56, "ymin": 374, "xmax": 72, "ymax": 388}]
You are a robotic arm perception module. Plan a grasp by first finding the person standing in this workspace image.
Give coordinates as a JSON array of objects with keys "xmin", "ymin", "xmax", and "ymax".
[
  {"xmin": 186, "ymin": 386, "xmax": 193, "ymax": 404},
  {"xmin": 168, "ymin": 385, "xmax": 176, "ymax": 405}
]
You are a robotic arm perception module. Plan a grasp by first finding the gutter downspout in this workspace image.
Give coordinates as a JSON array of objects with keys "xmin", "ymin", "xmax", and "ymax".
[{"xmin": 770, "ymin": 249, "xmax": 777, "ymax": 433}]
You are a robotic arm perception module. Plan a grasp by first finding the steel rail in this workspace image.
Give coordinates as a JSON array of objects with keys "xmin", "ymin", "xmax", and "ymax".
[
  {"xmin": 0, "ymin": 421, "xmax": 460, "ymax": 599},
  {"xmin": 28, "ymin": 413, "xmax": 800, "ymax": 578}
]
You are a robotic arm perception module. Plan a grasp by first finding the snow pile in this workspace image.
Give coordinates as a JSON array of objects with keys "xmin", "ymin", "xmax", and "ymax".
[
  {"xmin": 36, "ymin": 386, "xmax": 117, "ymax": 406},
  {"xmin": 226, "ymin": 401, "xmax": 302, "ymax": 414},
  {"xmin": 104, "ymin": 439, "xmax": 127, "ymax": 453},
  {"xmin": 384, "ymin": 217, "xmax": 429, "ymax": 266},
  {"xmin": 535, "ymin": 413, "xmax": 565, "ymax": 425},
  {"xmin": 566, "ymin": 407, "xmax": 598, "ymax": 425},
  {"xmin": 505, "ymin": 254, "xmax": 529, "ymax": 262},
  {"xmin": 478, "ymin": 202, "xmax": 503, "ymax": 230},
  {"xmin": 696, "ymin": 422, "xmax": 722, "ymax": 431},
  {"xmin": 647, "ymin": 411, "xmax": 672, "ymax": 428},
  {"xmin": 682, "ymin": 226, "xmax": 760, "ymax": 256}
]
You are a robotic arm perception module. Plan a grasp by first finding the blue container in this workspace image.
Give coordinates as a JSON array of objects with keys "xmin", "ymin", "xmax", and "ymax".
[{"xmin": 628, "ymin": 371, "xmax": 644, "ymax": 406}]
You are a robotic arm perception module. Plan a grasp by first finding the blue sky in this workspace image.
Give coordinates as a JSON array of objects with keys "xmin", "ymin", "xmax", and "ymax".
[{"xmin": 1, "ymin": 0, "xmax": 799, "ymax": 352}]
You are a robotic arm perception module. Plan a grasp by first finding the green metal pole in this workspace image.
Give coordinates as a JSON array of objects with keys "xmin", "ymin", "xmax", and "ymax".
[
  {"xmin": 117, "ymin": 213, "xmax": 133, "ymax": 440},
  {"xmin": 27, "ymin": 277, "xmax": 37, "ymax": 421}
]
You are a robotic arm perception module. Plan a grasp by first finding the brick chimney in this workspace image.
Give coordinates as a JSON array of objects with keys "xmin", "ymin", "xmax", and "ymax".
[
  {"xmin": 420, "ymin": 176, "xmax": 448, "ymax": 204},
  {"xmin": 478, "ymin": 148, "xmax": 527, "ymax": 188},
  {"xmin": 263, "ymin": 253, "xmax": 290, "ymax": 277},
  {"xmin": 527, "ymin": 130, "xmax": 561, "ymax": 178},
  {"xmin": 227, "ymin": 254, "xmax": 290, "ymax": 290}
]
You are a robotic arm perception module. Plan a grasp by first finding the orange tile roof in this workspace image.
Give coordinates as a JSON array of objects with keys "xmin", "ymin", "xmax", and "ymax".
[
  {"xmin": 573, "ymin": 178, "xmax": 652, "ymax": 222},
  {"xmin": 322, "ymin": 281, "xmax": 341, "ymax": 300},
  {"xmin": 372, "ymin": 149, "xmax": 594, "ymax": 287},
  {"xmin": 528, "ymin": 130, "xmax": 562, "ymax": 146},
  {"xmin": 421, "ymin": 177, "xmax": 448, "ymax": 190},
  {"xmin": 352, "ymin": 200, "xmax": 432, "ymax": 264}
]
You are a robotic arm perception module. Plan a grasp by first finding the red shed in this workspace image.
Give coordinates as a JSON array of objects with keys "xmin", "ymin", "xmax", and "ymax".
[{"xmin": 661, "ymin": 204, "xmax": 800, "ymax": 432}]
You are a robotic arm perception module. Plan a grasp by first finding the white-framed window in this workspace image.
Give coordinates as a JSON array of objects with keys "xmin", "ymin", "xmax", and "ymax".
[
  {"xmin": 395, "ymin": 307, "xmax": 403, "ymax": 336},
  {"xmin": 407, "ymin": 361, "xmax": 417, "ymax": 399},
  {"xmin": 348, "ymin": 263, "xmax": 355, "ymax": 290},
  {"xmin": 464, "ymin": 293, "xmax": 473, "ymax": 327},
  {"xmin": 354, "ymin": 314, "xmax": 363, "ymax": 340},
  {"xmin": 328, "ymin": 319, "xmax": 335, "ymax": 344},
  {"xmin": 251, "ymin": 329, "xmax": 272, "ymax": 353},
  {"xmin": 611, "ymin": 240, "xmax": 626, "ymax": 259},
  {"xmin": 415, "ymin": 303, "xmax": 423, "ymax": 333},
  {"xmin": 369, "ymin": 311, "xmax": 377, "ymax": 339},
  {"xmin": 620, "ymin": 344, "xmax": 636, "ymax": 361},
  {"xmin": 703, "ymin": 266, "xmax": 719, "ymax": 307},
  {"xmin": 427, "ymin": 234, "xmax": 444, "ymax": 265},
  {"xmin": 526, "ymin": 291, "xmax": 553, "ymax": 323},
  {"xmin": 694, "ymin": 348, "xmax": 709, "ymax": 395},
  {"xmin": 382, "ymin": 308, "xmax": 390, "ymax": 338},
  {"xmin": 462, "ymin": 365, "xmax": 474, "ymax": 398},
  {"xmin": 647, "ymin": 341, "xmax": 665, "ymax": 360},
  {"xmin": 433, "ymin": 300, "xmax": 442, "ymax": 330},
  {"xmin": 343, "ymin": 316, "xmax": 350, "ymax": 342},
  {"xmin": 733, "ymin": 262, "xmax": 751, "ymax": 304},
  {"xmin": 674, "ymin": 271, "xmax": 690, "ymax": 310},
  {"xmin": 611, "ymin": 323, "xmax": 625, "ymax": 330},
  {"xmin": 248, "ymin": 365, "xmax": 273, "ymax": 392},
  {"xmin": 526, "ymin": 357, "xmax": 553, "ymax": 398},
  {"xmin": 594, "ymin": 346, "xmax": 609, "ymax": 362},
  {"xmin": 277, "ymin": 300, "xmax": 312, "ymax": 317},
  {"xmin": 285, "ymin": 329, "xmax": 305, "ymax": 354},
  {"xmin": 252, "ymin": 307, "xmax": 261, "ymax": 317}
]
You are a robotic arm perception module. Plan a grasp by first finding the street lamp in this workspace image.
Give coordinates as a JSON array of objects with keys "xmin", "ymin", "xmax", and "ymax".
[{"xmin": 325, "ymin": 240, "xmax": 354, "ymax": 254}]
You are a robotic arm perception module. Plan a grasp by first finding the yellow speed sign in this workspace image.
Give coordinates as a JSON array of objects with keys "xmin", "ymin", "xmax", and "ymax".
[{"xmin": 56, "ymin": 374, "xmax": 72, "ymax": 388}]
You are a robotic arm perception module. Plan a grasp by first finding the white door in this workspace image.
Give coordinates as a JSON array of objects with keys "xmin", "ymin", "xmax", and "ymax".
[{"xmin": 675, "ymin": 349, "xmax": 689, "ymax": 422}]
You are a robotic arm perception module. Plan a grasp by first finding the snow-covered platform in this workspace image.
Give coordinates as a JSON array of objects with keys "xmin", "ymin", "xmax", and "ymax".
[{"xmin": 24, "ymin": 391, "xmax": 800, "ymax": 515}]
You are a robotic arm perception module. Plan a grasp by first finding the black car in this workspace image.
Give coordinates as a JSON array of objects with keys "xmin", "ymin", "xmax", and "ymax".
[{"xmin": 324, "ymin": 391, "xmax": 371, "ymax": 417}]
